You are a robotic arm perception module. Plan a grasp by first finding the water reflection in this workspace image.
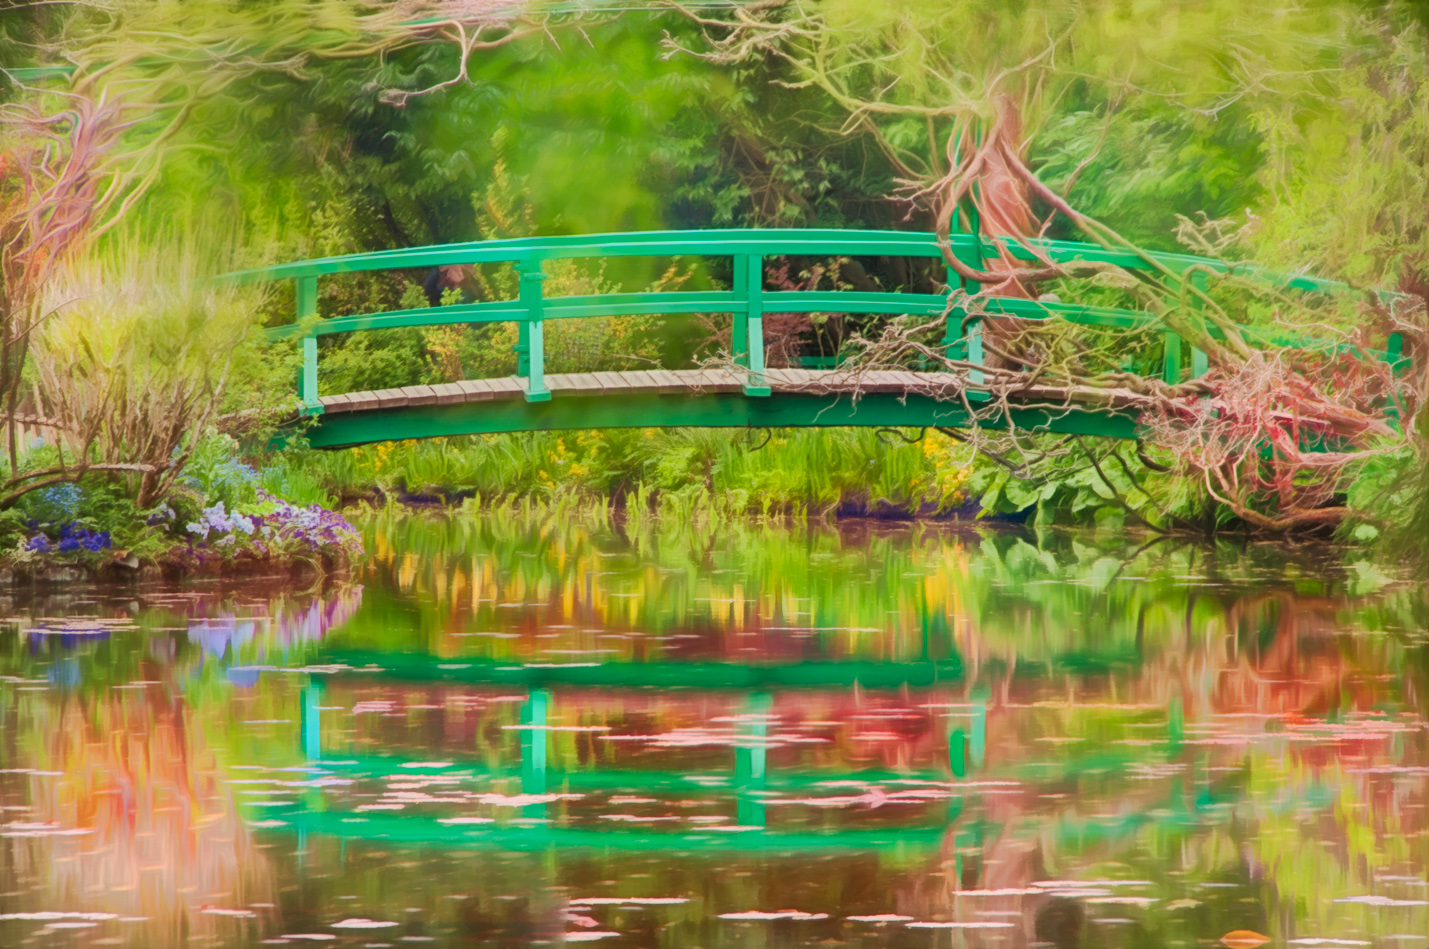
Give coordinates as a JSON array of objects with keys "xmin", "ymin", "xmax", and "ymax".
[
  {"xmin": 0, "ymin": 582, "xmax": 359, "ymax": 947},
  {"xmin": 1, "ymin": 516, "xmax": 1428, "ymax": 947}
]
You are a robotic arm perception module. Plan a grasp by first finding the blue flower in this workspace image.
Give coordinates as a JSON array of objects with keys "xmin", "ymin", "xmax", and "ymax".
[
  {"xmin": 201, "ymin": 502, "xmax": 234, "ymax": 534},
  {"xmin": 146, "ymin": 503, "xmax": 176, "ymax": 526}
]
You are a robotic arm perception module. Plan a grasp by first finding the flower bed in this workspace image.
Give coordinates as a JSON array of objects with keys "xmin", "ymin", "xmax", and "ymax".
[
  {"xmin": 167, "ymin": 493, "xmax": 364, "ymax": 572},
  {"xmin": 8, "ymin": 494, "xmax": 362, "ymax": 582}
]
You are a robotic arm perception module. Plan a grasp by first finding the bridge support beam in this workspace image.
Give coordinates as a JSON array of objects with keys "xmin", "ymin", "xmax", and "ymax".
[
  {"xmin": 942, "ymin": 223, "xmax": 985, "ymax": 385},
  {"xmin": 302, "ymin": 389, "xmax": 1141, "ymax": 449},
  {"xmin": 1162, "ymin": 331, "xmax": 1183, "ymax": 384},
  {"xmin": 296, "ymin": 275, "xmax": 324, "ymax": 415},
  {"xmin": 732, "ymin": 254, "xmax": 769, "ymax": 396},
  {"xmin": 516, "ymin": 262, "xmax": 550, "ymax": 402}
]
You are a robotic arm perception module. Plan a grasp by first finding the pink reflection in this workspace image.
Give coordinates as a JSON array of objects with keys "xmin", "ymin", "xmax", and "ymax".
[{"xmin": 8, "ymin": 685, "xmax": 275, "ymax": 945}]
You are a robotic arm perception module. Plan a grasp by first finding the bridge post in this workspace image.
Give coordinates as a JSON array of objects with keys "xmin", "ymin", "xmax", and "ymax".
[
  {"xmin": 296, "ymin": 275, "xmax": 323, "ymax": 414},
  {"xmin": 731, "ymin": 255, "xmax": 747, "ymax": 361},
  {"xmin": 1162, "ymin": 332, "xmax": 1183, "ymax": 384},
  {"xmin": 943, "ymin": 224, "xmax": 985, "ymax": 386},
  {"xmin": 1188, "ymin": 270, "xmax": 1208, "ymax": 378},
  {"xmin": 967, "ymin": 319, "xmax": 984, "ymax": 387},
  {"xmin": 733, "ymin": 254, "xmax": 769, "ymax": 396},
  {"xmin": 301, "ymin": 338, "xmax": 320, "ymax": 412},
  {"xmin": 296, "ymin": 274, "xmax": 318, "ymax": 322},
  {"xmin": 1191, "ymin": 345, "xmax": 1208, "ymax": 379},
  {"xmin": 517, "ymin": 261, "xmax": 550, "ymax": 403}
]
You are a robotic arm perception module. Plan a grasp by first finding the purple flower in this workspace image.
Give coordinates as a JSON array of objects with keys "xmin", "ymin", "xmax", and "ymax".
[
  {"xmin": 146, "ymin": 503, "xmax": 176, "ymax": 526},
  {"xmin": 28, "ymin": 523, "xmax": 111, "ymax": 556}
]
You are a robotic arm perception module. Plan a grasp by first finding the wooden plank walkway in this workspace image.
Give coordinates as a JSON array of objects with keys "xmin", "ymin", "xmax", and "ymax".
[{"xmin": 317, "ymin": 368, "xmax": 980, "ymax": 414}]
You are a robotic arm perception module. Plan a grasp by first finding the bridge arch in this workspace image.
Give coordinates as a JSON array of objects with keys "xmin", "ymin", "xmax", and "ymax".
[{"xmin": 233, "ymin": 228, "xmax": 1384, "ymax": 449}]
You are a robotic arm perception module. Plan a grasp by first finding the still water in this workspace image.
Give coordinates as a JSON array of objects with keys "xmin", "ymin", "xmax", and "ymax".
[{"xmin": 2, "ymin": 513, "xmax": 1429, "ymax": 948}]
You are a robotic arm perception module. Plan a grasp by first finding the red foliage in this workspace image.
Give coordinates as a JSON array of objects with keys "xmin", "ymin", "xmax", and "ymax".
[{"xmin": 1141, "ymin": 344, "xmax": 1407, "ymax": 530}]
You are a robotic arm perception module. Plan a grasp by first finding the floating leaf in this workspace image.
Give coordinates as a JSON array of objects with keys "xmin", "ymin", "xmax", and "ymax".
[
  {"xmin": 907, "ymin": 922, "xmax": 1015, "ymax": 929},
  {"xmin": 330, "ymin": 919, "xmax": 398, "ymax": 929}
]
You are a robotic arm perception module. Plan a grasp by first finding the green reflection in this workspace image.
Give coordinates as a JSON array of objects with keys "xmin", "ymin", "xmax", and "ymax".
[{"xmin": 0, "ymin": 514, "xmax": 1428, "ymax": 948}]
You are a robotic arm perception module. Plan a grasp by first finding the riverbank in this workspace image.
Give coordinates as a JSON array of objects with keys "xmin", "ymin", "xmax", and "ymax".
[
  {"xmin": 269, "ymin": 427, "xmax": 976, "ymax": 519},
  {"xmin": 5, "ymin": 418, "xmax": 1399, "ymax": 587},
  {"xmin": 263, "ymin": 426, "xmax": 1365, "ymax": 536},
  {"xmin": 2, "ymin": 436, "xmax": 364, "ymax": 582}
]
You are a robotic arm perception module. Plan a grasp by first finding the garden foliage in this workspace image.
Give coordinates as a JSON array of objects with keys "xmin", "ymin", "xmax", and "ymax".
[{"xmin": 6, "ymin": 0, "xmax": 1429, "ymax": 555}]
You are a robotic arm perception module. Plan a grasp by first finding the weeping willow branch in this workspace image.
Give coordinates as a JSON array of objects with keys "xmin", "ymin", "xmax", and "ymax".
[{"xmin": 669, "ymin": 1, "xmax": 1420, "ymax": 532}]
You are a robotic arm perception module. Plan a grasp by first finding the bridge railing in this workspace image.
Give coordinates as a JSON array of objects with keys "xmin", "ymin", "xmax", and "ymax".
[{"xmin": 231, "ymin": 228, "xmax": 1391, "ymax": 414}]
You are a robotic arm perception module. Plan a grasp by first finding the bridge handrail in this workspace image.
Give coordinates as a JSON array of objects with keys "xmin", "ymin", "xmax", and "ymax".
[
  {"xmin": 231, "ymin": 227, "xmax": 1346, "ymax": 291},
  {"xmin": 236, "ymin": 228, "xmax": 1395, "ymax": 413}
]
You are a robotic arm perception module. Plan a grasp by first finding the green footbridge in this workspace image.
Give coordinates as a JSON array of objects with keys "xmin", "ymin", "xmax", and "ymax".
[{"xmin": 240, "ymin": 228, "xmax": 1397, "ymax": 448}]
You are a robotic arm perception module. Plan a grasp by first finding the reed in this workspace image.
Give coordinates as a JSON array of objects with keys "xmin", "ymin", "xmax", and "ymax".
[{"xmin": 266, "ymin": 426, "xmax": 973, "ymax": 521}]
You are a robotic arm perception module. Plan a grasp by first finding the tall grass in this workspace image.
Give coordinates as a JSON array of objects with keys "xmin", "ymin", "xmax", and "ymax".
[{"xmin": 265, "ymin": 427, "xmax": 973, "ymax": 520}]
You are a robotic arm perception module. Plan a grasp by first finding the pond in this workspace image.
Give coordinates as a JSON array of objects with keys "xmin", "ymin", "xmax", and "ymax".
[{"xmin": 2, "ymin": 513, "xmax": 1428, "ymax": 948}]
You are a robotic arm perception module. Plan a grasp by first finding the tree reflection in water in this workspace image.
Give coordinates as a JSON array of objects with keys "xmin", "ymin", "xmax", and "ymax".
[{"xmin": 0, "ymin": 514, "xmax": 1426, "ymax": 947}]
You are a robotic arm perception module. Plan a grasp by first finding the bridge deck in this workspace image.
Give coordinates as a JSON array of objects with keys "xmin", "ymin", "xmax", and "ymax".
[
  {"xmin": 318, "ymin": 368, "xmax": 1135, "ymax": 414},
  {"xmin": 301, "ymin": 368, "xmax": 1150, "ymax": 447},
  {"xmin": 321, "ymin": 368, "xmax": 925, "ymax": 413}
]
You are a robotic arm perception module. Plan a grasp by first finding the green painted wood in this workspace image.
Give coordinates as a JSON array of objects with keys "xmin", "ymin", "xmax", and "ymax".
[
  {"xmin": 741, "ymin": 253, "xmax": 769, "ymax": 396},
  {"xmin": 515, "ymin": 320, "xmax": 530, "ymax": 376},
  {"xmin": 300, "ymin": 338, "xmax": 321, "ymax": 413},
  {"xmin": 301, "ymin": 389, "xmax": 1140, "ymax": 449},
  {"xmin": 260, "ymin": 292, "xmax": 1183, "ymax": 343},
  {"xmin": 248, "ymin": 231, "xmax": 1385, "ymax": 357},
  {"xmin": 237, "ymin": 228, "xmax": 1414, "ymax": 445},
  {"xmin": 766, "ymin": 290, "xmax": 949, "ymax": 316},
  {"xmin": 1186, "ymin": 270, "xmax": 1209, "ymax": 379},
  {"xmin": 730, "ymin": 254, "xmax": 749, "ymax": 368},
  {"xmin": 296, "ymin": 274, "xmax": 318, "ymax": 320},
  {"xmin": 1162, "ymin": 332, "xmax": 1183, "ymax": 384},
  {"xmin": 229, "ymin": 228, "xmax": 1357, "ymax": 298},
  {"xmin": 967, "ymin": 316, "xmax": 985, "ymax": 386},
  {"xmin": 518, "ymin": 263, "xmax": 549, "ymax": 403},
  {"xmin": 295, "ymin": 275, "xmax": 321, "ymax": 412}
]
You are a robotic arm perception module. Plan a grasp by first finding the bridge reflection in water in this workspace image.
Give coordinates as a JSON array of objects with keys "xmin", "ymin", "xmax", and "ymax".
[{"xmin": 2, "ymin": 517, "xmax": 1428, "ymax": 947}]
